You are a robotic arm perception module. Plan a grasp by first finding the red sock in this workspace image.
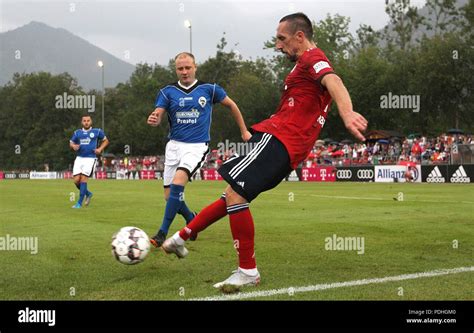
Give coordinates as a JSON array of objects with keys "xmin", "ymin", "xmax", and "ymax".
[
  {"xmin": 179, "ymin": 197, "xmax": 227, "ymax": 240},
  {"xmin": 228, "ymin": 204, "xmax": 256, "ymax": 270}
]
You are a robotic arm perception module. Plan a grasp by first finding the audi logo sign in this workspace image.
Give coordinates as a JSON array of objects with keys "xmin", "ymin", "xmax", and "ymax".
[
  {"xmin": 336, "ymin": 167, "xmax": 374, "ymax": 182},
  {"xmin": 336, "ymin": 170, "xmax": 352, "ymax": 179},
  {"xmin": 357, "ymin": 169, "xmax": 374, "ymax": 179}
]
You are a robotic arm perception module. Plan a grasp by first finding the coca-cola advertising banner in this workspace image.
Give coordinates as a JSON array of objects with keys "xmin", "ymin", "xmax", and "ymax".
[{"xmin": 301, "ymin": 166, "xmax": 336, "ymax": 182}]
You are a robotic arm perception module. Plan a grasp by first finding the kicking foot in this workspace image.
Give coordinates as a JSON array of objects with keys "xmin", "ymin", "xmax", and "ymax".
[{"xmin": 162, "ymin": 234, "xmax": 188, "ymax": 259}]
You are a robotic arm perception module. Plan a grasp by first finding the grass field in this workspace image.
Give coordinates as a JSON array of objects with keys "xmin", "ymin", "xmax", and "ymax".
[{"xmin": 0, "ymin": 180, "xmax": 473, "ymax": 300}]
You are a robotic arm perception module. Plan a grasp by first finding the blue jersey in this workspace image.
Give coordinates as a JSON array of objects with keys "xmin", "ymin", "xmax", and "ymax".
[
  {"xmin": 154, "ymin": 80, "xmax": 227, "ymax": 143},
  {"xmin": 70, "ymin": 128, "xmax": 106, "ymax": 158}
]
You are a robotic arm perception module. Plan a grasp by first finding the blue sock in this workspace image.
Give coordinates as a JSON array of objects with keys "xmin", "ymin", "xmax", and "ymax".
[
  {"xmin": 160, "ymin": 184, "xmax": 185, "ymax": 235},
  {"xmin": 78, "ymin": 182, "xmax": 87, "ymax": 205},
  {"xmin": 179, "ymin": 202, "xmax": 195, "ymax": 224}
]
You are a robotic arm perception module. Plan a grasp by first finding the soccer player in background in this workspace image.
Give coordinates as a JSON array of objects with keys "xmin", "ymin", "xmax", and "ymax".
[
  {"xmin": 147, "ymin": 52, "xmax": 251, "ymax": 247},
  {"xmin": 69, "ymin": 115, "xmax": 109, "ymax": 209},
  {"xmin": 161, "ymin": 13, "xmax": 368, "ymax": 288}
]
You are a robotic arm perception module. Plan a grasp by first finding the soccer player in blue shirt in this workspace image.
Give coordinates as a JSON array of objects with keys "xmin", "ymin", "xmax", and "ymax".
[
  {"xmin": 69, "ymin": 115, "xmax": 109, "ymax": 208},
  {"xmin": 147, "ymin": 52, "xmax": 251, "ymax": 247}
]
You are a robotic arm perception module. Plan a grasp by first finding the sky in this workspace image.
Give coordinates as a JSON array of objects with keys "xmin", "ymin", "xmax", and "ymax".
[{"xmin": 0, "ymin": 0, "xmax": 427, "ymax": 66}]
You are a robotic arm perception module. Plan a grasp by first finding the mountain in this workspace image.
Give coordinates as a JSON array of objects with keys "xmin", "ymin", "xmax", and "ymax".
[
  {"xmin": 0, "ymin": 21, "xmax": 135, "ymax": 90},
  {"xmin": 381, "ymin": 0, "xmax": 468, "ymax": 45}
]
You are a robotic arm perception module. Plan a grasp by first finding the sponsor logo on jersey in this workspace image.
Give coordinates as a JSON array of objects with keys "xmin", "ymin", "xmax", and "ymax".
[
  {"xmin": 80, "ymin": 138, "xmax": 91, "ymax": 145},
  {"xmin": 450, "ymin": 165, "xmax": 470, "ymax": 183},
  {"xmin": 313, "ymin": 61, "xmax": 330, "ymax": 74},
  {"xmin": 176, "ymin": 109, "xmax": 200, "ymax": 124},
  {"xmin": 426, "ymin": 166, "xmax": 445, "ymax": 183}
]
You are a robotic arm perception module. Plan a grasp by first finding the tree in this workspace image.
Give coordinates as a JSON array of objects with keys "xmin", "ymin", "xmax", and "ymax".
[
  {"xmin": 0, "ymin": 72, "xmax": 87, "ymax": 170},
  {"xmin": 424, "ymin": 0, "xmax": 460, "ymax": 36},
  {"xmin": 383, "ymin": 0, "xmax": 425, "ymax": 50}
]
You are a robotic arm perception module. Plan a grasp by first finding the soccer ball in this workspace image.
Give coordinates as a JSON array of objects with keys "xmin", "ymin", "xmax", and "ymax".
[{"xmin": 111, "ymin": 226, "xmax": 150, "ymax": 265}]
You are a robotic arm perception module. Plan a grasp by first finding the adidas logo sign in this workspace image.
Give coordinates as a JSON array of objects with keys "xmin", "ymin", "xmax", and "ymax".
[
  {"xmin": 450, "ymin": 166, "xmax": 470, "ymax": 183},
  {"xmin": 426, "ymin": 166, "xmax": 445, "ymax": 183}
]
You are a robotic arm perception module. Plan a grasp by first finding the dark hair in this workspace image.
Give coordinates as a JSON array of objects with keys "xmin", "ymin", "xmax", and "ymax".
[
  {"xmin": 82, "ymin": 114, "xmax": 92, "ymax": 119},
  {"xmin": 175, "ymin": 52, "xmax": 196, "ymax": 63},
  {"xmin": 279, "ymin": 12, "xmax": 313, "ymax": 40}
]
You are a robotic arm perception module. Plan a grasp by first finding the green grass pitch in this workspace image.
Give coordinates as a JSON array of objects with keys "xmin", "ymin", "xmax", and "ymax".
[{"xmin": 0, "ymin": 180, "xmax": 473, "ymax": 300}]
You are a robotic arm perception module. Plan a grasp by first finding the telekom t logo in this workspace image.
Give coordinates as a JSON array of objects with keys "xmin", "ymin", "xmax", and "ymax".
[
  {"xmin": 302, "ymin": 169, "xmax": 309, "ymax": 181},
  {"xmin": 320, "ymin": 169, "xmax": 327, "ymax": 181}
]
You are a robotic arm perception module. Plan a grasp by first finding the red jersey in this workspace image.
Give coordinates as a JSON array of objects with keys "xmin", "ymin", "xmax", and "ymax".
[{"xmin": 252, "ymin": 48, "xmax": 334, "ymax": 169}]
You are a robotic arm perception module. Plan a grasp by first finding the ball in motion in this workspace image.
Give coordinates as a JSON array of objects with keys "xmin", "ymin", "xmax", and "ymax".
[{"xmin": 111, "ymin": 226, "xmax": 150, "ymax": 265}]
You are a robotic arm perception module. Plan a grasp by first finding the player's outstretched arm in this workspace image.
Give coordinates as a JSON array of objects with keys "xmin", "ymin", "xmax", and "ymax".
[
  {"xmin": 321, "ymin": 74, "xmax": 368, "ymax": 141},
  {"xmin": 147, "ymin": 108, "xmax": 166, "ymax": 127},
  {"xmin": 220, "ymin": 96, "xmax": 252, "ymax": 142}
]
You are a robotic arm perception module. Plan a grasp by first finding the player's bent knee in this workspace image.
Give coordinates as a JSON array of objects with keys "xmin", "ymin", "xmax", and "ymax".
[{"xmin": 225, "ymin": 186, "xmax": 247, "ymax": 205}]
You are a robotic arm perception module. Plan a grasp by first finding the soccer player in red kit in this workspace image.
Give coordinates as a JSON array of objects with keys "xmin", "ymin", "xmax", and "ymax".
[{"xmin": 161, "ymin": 12, "xmax": 368, "ymax": 288}]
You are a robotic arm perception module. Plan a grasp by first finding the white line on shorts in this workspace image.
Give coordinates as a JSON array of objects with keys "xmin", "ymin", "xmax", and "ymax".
[{"xmin": 191, "ymin": 266, "xmax": 474, "ymax": 301}]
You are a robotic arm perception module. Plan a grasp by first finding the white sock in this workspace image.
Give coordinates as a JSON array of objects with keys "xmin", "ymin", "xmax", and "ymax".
[
  {"xmin": 172, "ymin": 232, "xmax": 185, "ymax": 246},
  {"xmin": 239, "ymin": 267, "xmax": 259, "ymax": 276}
]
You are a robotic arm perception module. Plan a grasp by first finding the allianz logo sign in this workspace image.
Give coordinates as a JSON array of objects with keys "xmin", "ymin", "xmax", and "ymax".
[{"xmin": 336, "ymin": 169, "xmax": 374, "ymax": 179}]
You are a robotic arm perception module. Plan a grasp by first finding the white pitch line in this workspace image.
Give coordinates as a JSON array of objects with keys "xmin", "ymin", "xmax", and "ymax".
[
  {"xmin": 191, "ymin": 266, "xmax": 474, "ymax": 301},
  {"xmin": 309, "ymin": 194, "xmax": 474, "ymax": 205}
]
